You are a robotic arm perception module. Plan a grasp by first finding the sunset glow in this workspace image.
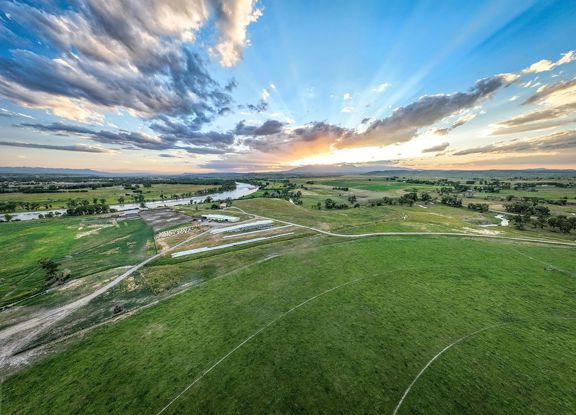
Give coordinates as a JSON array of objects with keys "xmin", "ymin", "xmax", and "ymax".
[{"xmin": 0, "ymin": 1, "xmax": 575, "ymax": 172}]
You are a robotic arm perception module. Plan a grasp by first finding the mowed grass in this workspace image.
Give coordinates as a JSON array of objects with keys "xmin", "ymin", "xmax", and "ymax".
[
  {"xmin": 0, "ymin": 217, "xmax": 154, "ymax": 306},
  {"xmin": 3, "ymin": 236, "xmax": 576, "ymax": 414},
  {"xmin": 0, "ymin": 183, "xmax": 215, "ymax": 211}
]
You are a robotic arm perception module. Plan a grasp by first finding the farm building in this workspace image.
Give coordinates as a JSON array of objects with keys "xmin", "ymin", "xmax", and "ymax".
[
  {"xmin": 210, "ymin": 219, "xmax": 274, "ymax": 234},
  {"xmin": 202, "ymin": 214, "xmax": 240, "ymax": 223}
]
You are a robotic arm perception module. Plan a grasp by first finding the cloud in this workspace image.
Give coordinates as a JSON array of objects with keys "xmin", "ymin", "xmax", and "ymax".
[
  {"xmin": 422, "ymin": 142, "xmax": 450, "ymax": 153},
  {"xmin": 291, "ymin": 122, "xmax": 350, "ymax": 143},
  {"xmin": 523, "ymin": 77, "xmax": 576, "ymax": 106},
  {"xmin": 234, "ymin": 119, "xmax": 285, "ymax": 136},
  {"xmin": 338, "ymin": 73, "xmax": 517, "ymax": 148},
  {"xmin": 242, "ymin": 122, "xmax": 350, "ymax": 156},
  {"xmin": 20, "ymin": 122, "xmax": 179, "ymax": 150},
  {"xmin": 261, "ymin": 88, "xmax": 270, "ymax": 101},
  {"xmin": 0, "ymin": 140, "xmax": 109, "ymax": 153},
  {"xmin": 343, "ymin": 93, "xmax": 352, "ymax": 101},
  {"xmin": 433, "ymin": 113, "xmax": 477, "ymax": 136},
  {"xmin": 0, "ymin": 0, "xmax": 261, "ymax": 125},
  {"xmin": 245, "ymin": 99, "xmax": 269, "ymax": 113},
  {"xmin": 453, "ymin": 130, "xmax": 576, "ymax": 156},
  {"xmin": 491, "ymin": 103, "xmax": 576, "ymax": 135},
  {"xmin": 210, "ymin": 0, "xmax": 263, "ymax": 67},
  {"xmin": 521, "ymin": 50, "xmax": 575, "ymax": 74},
  {"xmin": 341, "ymin": 106, "xmax": 354, "ymax": 113},
  {"xmin": 0, "ymin": 107, "xmax": 33, "ymax": 119},
  {"xmin": 372, "ymin": 83, "xmax": 389, "ymax": 93}
]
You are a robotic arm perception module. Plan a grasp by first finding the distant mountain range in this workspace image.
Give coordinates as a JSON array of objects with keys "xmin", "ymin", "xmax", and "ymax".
[
  {"xmin": 286, "ymin": 163, "xmax": 411, "ymax": 175},
  {"xmin": 0, "ymin": 165, "xmax": 574, "ymax": 177},
  {"xmin": 0, "ymin": 167, "xmax": 164, "ymax": 176},
  {"xmin": 0, "ymin": 167, "xmax": 114, "ymax": 176}
]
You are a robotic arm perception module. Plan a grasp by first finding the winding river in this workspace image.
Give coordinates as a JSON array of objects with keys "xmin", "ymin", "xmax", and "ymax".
[{"xmin": 3, "ymin": 182, "xmax": 258, "ymax": 221}]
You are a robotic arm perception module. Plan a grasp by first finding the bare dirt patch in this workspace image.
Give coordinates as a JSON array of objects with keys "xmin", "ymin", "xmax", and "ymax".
[{"xmin": 139, "ymin": 208, "xmax": 192, "ymax": 232}]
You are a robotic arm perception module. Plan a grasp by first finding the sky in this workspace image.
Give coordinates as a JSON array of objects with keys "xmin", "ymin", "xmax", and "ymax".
[{"xmin": 0, "ymin": 0, "xmax": 575, "ymax": 173}]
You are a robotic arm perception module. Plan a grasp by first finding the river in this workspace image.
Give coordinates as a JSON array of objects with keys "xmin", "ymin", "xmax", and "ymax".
[{"xmin": 3, "ymin": 182, "xmax": 258, "ymax": 221}]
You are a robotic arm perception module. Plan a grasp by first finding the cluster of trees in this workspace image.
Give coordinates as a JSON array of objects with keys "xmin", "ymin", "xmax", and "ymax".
[
  {"xmin": 503, "ymin": 199, "xmax": 576, "ymax": 233},
  {"xmin": 262, "ymin": 188, "xmax": 303, "ymax": 205},
  {"xmin": 511, "ymin": 214, "xmax": 576, "ymax": 233},
  {"xmin": 332, "ymin": 186, "xmax": 349, "ymax": 191},
  {"xmin": 0, "ymin": 201, "xmax": 18, "ymax": 213},
  {"xmin": 0, "ymin": 182, "xmax": 116, "ymax": 194},
  {"xmin": 209, "ymin": 198, "xmax": 233, "ymax": 210},
  {"xmin": 440, "ymin": 195, "xmax": 463, "ymax": 208},
  {"xmin": 0, "ymin": 201, "xmax": 55, "ymax": 212},
  {"xmin": 322, "ymin": 198, "xmax": 349, "ymax": 210},
  {"xmin": 547, "ymin": 216, "xmax": 576, "ymax": 233},
  {"xmin": 65, "ymin": 198, "xmax": 112, "ymax": 216},
  {"xmin": 504, "ymin": 200, "xmax": 551, "ymax": 217},
  {"xmin": 39, "ymin": 258, "xmax": 69, "ymax": 287},
  {"xmin": 467, "ymin": 203, "xmax": 489, "ymax": 212},
  {"xmin": 377, "ymin": 192, "xmax": 431, "ymax": 207}
]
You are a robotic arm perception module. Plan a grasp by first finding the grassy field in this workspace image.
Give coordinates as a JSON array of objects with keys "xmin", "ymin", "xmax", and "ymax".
[
  {"xmin": 0, "ymin": 183, "xmax": 215, "ymax": 212},
  {"xmin": 294, "ymin": 176, "xmax": 576, "ymax": 214},
  {"xmin": 234, "ymin": 198, "xmax": 504, "ymax": 235},
  {"xmin": 313, "ymin": 177, "xmax": 437, "ymax": 193},
  {"xmin": 3, "ymin": 235, "xmax": 575, "ymax": 414},
  {"xmin": 0, "ymin": 217, "xmax": 155, "ymax": 307}
]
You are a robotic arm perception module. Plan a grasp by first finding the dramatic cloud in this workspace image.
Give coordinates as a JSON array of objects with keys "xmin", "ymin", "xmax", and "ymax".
[
  {"xmin": 453, "ymin": 130, "xmax": 576, "ymax": 156},
  {"xmin": 0, "ymin": 0, "xmax": 260, "ymax": 125},
  {"xmin": 491, "ymin": 103, "xmax": 576, "ymax": 135},
  {"xmin": 23, "ymin": 120, "xmax": 237, "ymax": 155},
  {"xmin": 422, "ymin": 142, "xmax": 450, "ymax": 153},
  {"xmin": 242, "ymin": 122, "xmax": 350, "ymax": 156},
  {"xmin": 19, "ymin": 122, "xmax": 180, "ymax": 150},
  {"xmin": 210, "ymin": 0, "xmax": 263, "ymax": 67},
  {"xmin": 521, "ymin": 50, "xmax": 575, "ymax": 74},
  {"xmin": 523, "ymin": 77, "xmax": 576, "ymax": 106},
  {"xmin": 338, "ymin": 73, "xmax": 517, "ymax": 148},
  {"xmin": 0, "ymin": 141, "xmax": 109, "ymax": 153}
]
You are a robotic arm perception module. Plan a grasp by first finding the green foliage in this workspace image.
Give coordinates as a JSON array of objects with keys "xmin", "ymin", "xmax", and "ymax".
[{"xmin": 467, "ymin": 202, "xmax": 489, "ymax": 212}]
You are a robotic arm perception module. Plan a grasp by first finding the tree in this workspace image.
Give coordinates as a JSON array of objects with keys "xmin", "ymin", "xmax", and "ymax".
[
  {"xmin": 511, "ymin": 215, "xmax": 529, "ymax": 230},
  {"xmin": 117, "ymin": 196, "xmax": 125, "ymax": 204},
  {"xmin": 420, "ymin": 192, "xmax": 432, "ymax": 204},
  {"xmin": 324, "ymin": 199, "xmax": 336, "ymax": 209},
  {"xmin": 4, "ymin": 213, "xmax": 13, "ymax": 222},
  {"xmin": 39, "ymin": 258, "xmax": 68, "ymax": 286}
]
